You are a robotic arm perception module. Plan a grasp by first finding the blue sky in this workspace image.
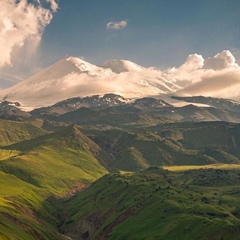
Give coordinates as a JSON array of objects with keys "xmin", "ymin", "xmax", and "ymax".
[{"xmin": 40, "ymin": 0, "xmax": 240, "ymax": 68}]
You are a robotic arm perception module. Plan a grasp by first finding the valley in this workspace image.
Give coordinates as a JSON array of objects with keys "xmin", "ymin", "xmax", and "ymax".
[{"xmin": 0, "ymin": 93, "xmax": 240, "ymax": 239}]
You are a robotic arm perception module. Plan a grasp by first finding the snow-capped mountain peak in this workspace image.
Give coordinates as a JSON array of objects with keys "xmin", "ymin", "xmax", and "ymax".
[
  {"xmin": 0, "ymin": 57, "xmax": 179, "ymax": 110},
  {"xmin": 67, "ymin": 57, "xmax": 104, "ymax": 73}
]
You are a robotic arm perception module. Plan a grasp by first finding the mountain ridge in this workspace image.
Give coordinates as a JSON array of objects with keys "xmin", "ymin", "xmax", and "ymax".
[{"xmin": 29, "ymin": 94, "xmax": 240, "ymax": 124}]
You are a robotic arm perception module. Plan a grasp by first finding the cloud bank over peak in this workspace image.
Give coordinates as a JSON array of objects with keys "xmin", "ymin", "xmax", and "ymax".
[
  {"xmin": 0, "ymin": 49, "xmax": 239, "ymax": 108},
  {"xmin": 106, "ymin": 20, "xmax": 128, "ymax": 30},
  {"xmin": 0, "ymin": 0, "xmax": 58, "ymax": 68},
  {"xmin": 164, "ymin": 50, "xmax": 240, "ymax": 101}
]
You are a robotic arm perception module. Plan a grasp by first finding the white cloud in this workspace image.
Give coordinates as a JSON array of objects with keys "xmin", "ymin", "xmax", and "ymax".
[
  {"xmin": 106, "ymin": 20, "xmax": 128, "ymax": 30},
  {"xmin": 203, "ymin": 50, "xmax": 238, "ymax": 70},
  {"xmin": 179, "ymin": 70, "xmax": 240, "ymax": 96},
  {"xmin": 0, "ymin": 0, "xmax": 58, "ymax": 68},
  {"xmin": 46, "ymin": 0, "xmax": 58, "ymax": 12},
  {"xmin": 163, "ymin": 54, "xmax": 204, "ymax": 86},
  {"xmin": 167, "ymin": 50, "xmax": 240, "ymax": 101},
  {"xmin": 1, "ymin": 51, "xmax": 240, "ymax": 108}
]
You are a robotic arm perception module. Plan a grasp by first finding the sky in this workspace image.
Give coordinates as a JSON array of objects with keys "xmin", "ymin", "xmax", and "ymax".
[
  {"xmin": 0, "ymin": 0, "xmax": 240, "ymax": 93},
  {"xmin": 43, "ymin": 0, "xmax": 240, "ymax": 67}
]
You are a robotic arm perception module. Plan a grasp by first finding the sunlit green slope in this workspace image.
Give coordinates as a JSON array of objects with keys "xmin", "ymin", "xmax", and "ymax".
[
  {"xmin": 0, "ymin": 119, "xmax": 47, "ymax": 147},
  {"xmin": 0, "ymin": 122, "xmax": 108, "ymax": 240}
]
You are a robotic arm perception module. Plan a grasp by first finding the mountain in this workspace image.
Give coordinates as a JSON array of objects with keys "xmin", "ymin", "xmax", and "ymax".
[
  {"xmin": 31, "ymin": 94, "xmax": 132, "ymax": 117},
  {"xmin": 0, "ymin": 93, "xmax": 239, "ymax": 126},
  {"xmin": 0, "ymin": 57, "xmax": 180, "ymax": 110},
  {"xmin": 0, "ymin": 100, "xmax": 31, "ymax": 120},
  {"xmin": 30, "ymin": 94, "xmax": 240, "ymax": 125}
]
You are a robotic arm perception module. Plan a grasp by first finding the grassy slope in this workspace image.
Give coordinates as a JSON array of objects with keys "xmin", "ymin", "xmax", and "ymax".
[
  {"xmin": 83, "ymin": 128, "xmax": 216, "ymax": 171},
  {"xmin": 151, "ymin": 122, "xmax": 240, "ymax": 159},
  {"xmin": 1, "ymin": 119, "xmax": 240, "ymax": 239},
  {"xmin": 0, "ymin": 172, "xmax": 60, "ymax": 240},
  {"xmin": 1, "ymin": 125, "xmax": 108, "ymax": 193},
  {"xmin": 0, "ymin": 119, "xmax": 47, "ymax": 147},
  {"xmin": 0, "ymin": 123, "xmax": 108, "ymax": 240},
  {"xmin": 62, "ymin": 168, "xmax": 240, "ymax": 240},
  {"xmin": 59, "ymin": 107, "xmax": 170, "ymax": 128}
]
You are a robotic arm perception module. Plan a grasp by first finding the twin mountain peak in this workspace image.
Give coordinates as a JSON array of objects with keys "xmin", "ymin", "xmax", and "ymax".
[{"xmin": 0, "ymin": 57, "xmax": 179, "ymax": 109}]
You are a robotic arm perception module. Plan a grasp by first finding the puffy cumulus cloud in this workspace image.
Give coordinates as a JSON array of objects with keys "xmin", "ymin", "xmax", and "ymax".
[
  {"xmin": 0, "ymin": 0, "xmax": 58, "ymax": 68},
  {"xmin": 164, "ymin": 54, "xmax": 204, "ymax": 86},
  {"xmin": 168, "ymin": 50, "xmax": 240, "ymax": 101},
  {"xmin": 203, "ymin": 50, "xmax": 238, "ymax": 70},
  {"xmin": 106, "ymin": 20, "xmax": 128, "ymax": 30}
]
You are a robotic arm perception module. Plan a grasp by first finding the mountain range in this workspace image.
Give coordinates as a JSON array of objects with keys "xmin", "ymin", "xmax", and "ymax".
[
  {"xmin": 0, "ymin": 56, "xmax": 239, "ymax": 124},
  {"xmin": 0, "ymin": 93, "xmax": 239, "ymax": 124},
  {"xmin": 1, "ymin": 56, "xmax": 240, "ymax": 240}
]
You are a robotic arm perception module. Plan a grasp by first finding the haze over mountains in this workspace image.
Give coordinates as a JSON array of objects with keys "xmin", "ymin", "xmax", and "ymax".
[{"xmin": 0, "ymin": 50, "xmax": 239, "ymax": 110}]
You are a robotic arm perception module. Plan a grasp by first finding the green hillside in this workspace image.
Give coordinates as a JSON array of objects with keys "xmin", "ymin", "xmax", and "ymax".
[
  {"xmin": 0, "ymin": 122, "xmax": 108, "ymax": 239},
  {"xmin": 150, "ymin": 122, "xmax": 240, "ymax": 161},
  {"xmin": 0, "ymin": 119, "xmax": 47, "ymax": 147},
  {"xmin": 1, "ymin": 117, "xmax": 240, "ymax": 239},
  {"xmin": 61, "ymin": 168, "xmax": 240, "ymax": 240},
  {"xmin": 0, "ymin": 172, "xmax": 62, "ymax": 240},
  {"xmin": 81, "ymin": 122, "xmax": 240, "ymax": 171}
]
